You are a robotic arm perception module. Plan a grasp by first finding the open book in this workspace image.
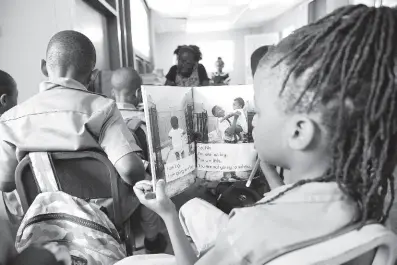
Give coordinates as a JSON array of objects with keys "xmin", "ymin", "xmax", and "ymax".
[{"xmin": 142, "ymin": 85, "xmax": 257, "ymax": 196}]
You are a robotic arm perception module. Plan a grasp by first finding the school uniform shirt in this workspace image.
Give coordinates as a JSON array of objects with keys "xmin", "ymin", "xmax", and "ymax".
[
  {"xmin": 233, "ymin": 108, "xmax": 248, "ymax": 133},
  {"xmin": 116, "ymin": 102, "xmax": 149, "ymax": 168},
  {"xmin": 168, "ymin": 128, "xmax": 185, "ymax": 152},
  {"xmin": 0, "ymin": 78, "xmax": 141, "ymax": 215},
  {"xmin": 195, "ymin": 182, "xmax": 359, "ymax": 265}
]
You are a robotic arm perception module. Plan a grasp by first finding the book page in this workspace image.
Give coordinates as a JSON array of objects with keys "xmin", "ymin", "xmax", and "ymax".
[
  {"xmin": 142, "ymin": 86, "xmax": 196, "ymax": 197},
  {"xmin": 193, "ymin": 85, "xmax": 257, "ymax": 182}
]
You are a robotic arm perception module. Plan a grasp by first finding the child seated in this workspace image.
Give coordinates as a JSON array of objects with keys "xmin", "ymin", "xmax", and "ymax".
[
  {"xmin": 131, "ymin": 4, "xmax": 397, "ymax": 265},
  {"xmin": 220, "ymin": 97, "xmax": 247, "ymax": 142},
  {"xmin": 111, "ymin": 67, "xmax": 167, "ymax": 254},
  {"xmin": 168, "ymin": 116, "xmax": 186, "ymax": 160},
  {"xmin": 0, "ymin": 31, "xmax": 145, "ymax": 225}
]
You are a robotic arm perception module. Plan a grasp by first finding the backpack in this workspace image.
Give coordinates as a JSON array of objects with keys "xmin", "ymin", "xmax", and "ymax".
[
  {"xmin": 124, "ymin": 117, "xmax": 149, "ymax": 161},
  {"xmin": 15, "ymin": 152, "xmax": 127, "ymax": 265}
]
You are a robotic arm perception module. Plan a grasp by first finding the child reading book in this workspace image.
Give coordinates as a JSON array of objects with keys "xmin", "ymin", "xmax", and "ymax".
[
  {"xmin": 220, "ymin": 97, "xmax": 247, "ymax": 142},
  {"xmin": 131, "ymin": 4, "xmax": 397, "ymax": 265},
  {"xmin": 168, "ymin": 116, "xmax": 186, "ymax": 160}
]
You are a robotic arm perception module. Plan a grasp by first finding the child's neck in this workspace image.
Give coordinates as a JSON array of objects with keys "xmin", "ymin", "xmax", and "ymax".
[{"xmin": 286, "ymin": 157, "xmax": 329, "ymax": 184}]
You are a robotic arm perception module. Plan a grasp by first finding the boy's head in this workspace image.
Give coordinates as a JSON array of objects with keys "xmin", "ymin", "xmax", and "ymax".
[
  {"xmin": 111, "ymin": 67, "xmax": 142, "ymax": 106},
  {"xmin": 0, "ymin": 70, "xmax": 18, "ymax": 115},
  {"xmin": 233, "ymin": 97, "xmax": 244, "ymax": 110},
  {"xmin": 170, "ymin": 116, "xmax": 179, "ymax": 129},
  {"xmin": 253, "ymin": 4, "xmax": 397, "ymax": 224},
  {"xmin": 41, "ymin": 30, "xmax": 96, "ymax": 86},
  {"xmin": 211, "ymin": 105, "xmax": 225, "ymax": 118}
]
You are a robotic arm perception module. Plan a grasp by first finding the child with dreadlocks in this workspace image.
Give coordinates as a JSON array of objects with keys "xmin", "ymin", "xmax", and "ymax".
[{"xmin": 128, "ymin": 4, "xmax": 397, "ymax": 265}]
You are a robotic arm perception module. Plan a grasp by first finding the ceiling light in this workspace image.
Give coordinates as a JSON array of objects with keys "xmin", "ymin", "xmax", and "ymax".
[
  {"xmin": 189, "ymin": 7, "xmax": 230, "ymax": 17},
  {"xmin": 185, "ymin": 21, "xmax": 230, "ymax": 33}
]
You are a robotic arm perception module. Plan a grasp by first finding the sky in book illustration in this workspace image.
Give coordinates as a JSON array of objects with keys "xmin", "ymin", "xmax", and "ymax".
[{"xmin": 193, "ymin": 85, "xmax": 255, "ymax": 115}]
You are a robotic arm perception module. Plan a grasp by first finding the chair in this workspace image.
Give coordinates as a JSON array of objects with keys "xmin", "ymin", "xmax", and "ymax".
[
  {"xmin": 15, "ymin": 151, "xmax": 139, "ymax": 256},
  {"xmin": 266, "ymin": 224, "xmax": 397, "ymax": 265}
]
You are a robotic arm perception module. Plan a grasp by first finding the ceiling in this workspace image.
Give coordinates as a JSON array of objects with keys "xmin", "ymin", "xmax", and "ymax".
[{"xmin": 147, "ymin": 0, "xmax": 309, "ymax": 33}]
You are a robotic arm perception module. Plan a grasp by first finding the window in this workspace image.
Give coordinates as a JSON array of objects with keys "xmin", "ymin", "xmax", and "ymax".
[
  {"xmin": 130, "ymin": 0, "xmax": 151, "ymax": 59},
  {"xmin": 196, "ymin": 40, "xmax": 235, "ymax": 73}
]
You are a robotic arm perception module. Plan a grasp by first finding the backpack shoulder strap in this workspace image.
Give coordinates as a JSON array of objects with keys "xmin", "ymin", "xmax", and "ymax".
[{"xmin": 29, "ymin": 152, "xmax": 59, "ymax": 192}]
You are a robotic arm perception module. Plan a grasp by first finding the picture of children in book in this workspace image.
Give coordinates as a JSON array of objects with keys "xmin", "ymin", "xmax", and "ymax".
[
  {"xmin": 194, "ymin": 88, "xmax": 255, "ymax": 144},
  {"xmin": 193, "ymin": 85, "xmax": 257, "ymax": 182},
  {"xmin": 144, "ymin": 86, "xmax": 196, "ymax": 185},
  {"xmin": 212, "ymin": 97, "xmax": 249, "ymax": 143}
]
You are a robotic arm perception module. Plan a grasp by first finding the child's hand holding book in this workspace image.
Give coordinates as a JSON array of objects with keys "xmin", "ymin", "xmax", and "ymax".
[{"xmin": 133, "ymin": 180, "xmax": 176, "ymax": 220}]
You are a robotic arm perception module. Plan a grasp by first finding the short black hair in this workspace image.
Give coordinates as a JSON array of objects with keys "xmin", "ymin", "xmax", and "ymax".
[
  {"xmin": 234, "ymin": 97, "xmax": 245, "ymax": 108},
  {"xmin": 0, "ymin": 70, "xmax": 17, "ymax": 96},
  {"xmin": 211, "ymin": 105, "xmax": 219, "ymax": 116},
  {"xmin": 251, "ymin": 45, "xmax": 271, "ymax": 76},
  {"xmin": 174, "ymin": 45, "xmax": 202, "ymax": 62},
  {"xmin": 170, "ymin": 116, "xmax": 179, "ymax": 129},
  {"xmin": 111, "ymin": 67, "xmax": 142, "ymax": 93},
  {"xmin": 46, "ymin": 30, "xmax": 96, "ymax": 77}
]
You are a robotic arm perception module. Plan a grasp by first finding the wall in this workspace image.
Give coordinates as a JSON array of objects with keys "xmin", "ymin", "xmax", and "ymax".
[
  {"xmin": 0, "ymin": 0, "xmax": 74, "ymax": 102},
  {"xmin": 154, "ymin": 28, "xmax": 262, "ymax": 86},
  {"xmin": 0, "ymin": 0, "xmax": 111, "ymax": 103}
]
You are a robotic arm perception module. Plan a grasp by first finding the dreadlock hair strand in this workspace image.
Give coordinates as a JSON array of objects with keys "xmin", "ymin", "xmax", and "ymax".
[{"xmin": 253, "ymin": 5, "xmax": 397, "ymax": 227}]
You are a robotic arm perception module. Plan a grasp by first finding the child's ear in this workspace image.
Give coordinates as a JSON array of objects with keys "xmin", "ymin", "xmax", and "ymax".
[
  {"xmin": 287, "ymin": 116, "xmax": 316, "ymax": 151},
  {"xmin": 0, "ymin": 94, "xmax": 7, "ymax": 107},
  {"xmin": 41, "ymin": 59, "xmax": 48, "ymax": 77}
]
